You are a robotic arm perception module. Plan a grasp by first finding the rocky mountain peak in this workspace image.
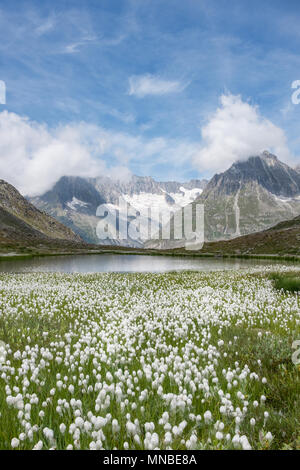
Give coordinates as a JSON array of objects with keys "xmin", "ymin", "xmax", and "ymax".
[
  {"xmin": 189, "ymin": 152, "xmax": 300, "ymax": 243},
  {"xmin": 261, "ymin": 149, "xmax": 277, "ymax": 159},
  {"xmin": 207, "ymin": 152, "xmax": 300, "ymax": 198}
]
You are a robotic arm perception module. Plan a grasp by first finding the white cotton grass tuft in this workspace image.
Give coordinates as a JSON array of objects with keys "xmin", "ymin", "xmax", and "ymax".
[{"xmin": 11, "ymin": 438, "xmax": 20, "ymax": 448}]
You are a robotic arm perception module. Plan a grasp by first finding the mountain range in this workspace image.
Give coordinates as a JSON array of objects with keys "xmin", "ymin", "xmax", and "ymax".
[
  {"xmin": 29, "ymin": 175, "xmax": 207, "ymax": 246},
  {"xmin": 2, "ymin": 150, "xmax": 300, "ymax": 254}
]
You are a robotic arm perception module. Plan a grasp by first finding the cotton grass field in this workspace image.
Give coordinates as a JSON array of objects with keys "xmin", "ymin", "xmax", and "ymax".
[{"xmin": 0, "ymin": 267, "xmax": 299, "ymax": 450}]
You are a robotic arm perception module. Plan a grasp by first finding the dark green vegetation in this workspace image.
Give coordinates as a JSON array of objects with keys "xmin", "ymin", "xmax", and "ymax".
[{"xmin": 270, "ymin": 272, "xmax": 300, "ymax": 293}]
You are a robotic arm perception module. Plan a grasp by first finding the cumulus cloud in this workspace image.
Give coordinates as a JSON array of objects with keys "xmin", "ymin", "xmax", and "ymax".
[
  {"xmin": 193, "ymin": 94, "xmax": 293, "ymax": 173},
  {"xmin": 128, "ymin": 74, "xmax": 185, "ymax": 97},
  {"xmin": 0, "ymin": 111, "xmax": 109, "ymax": 196},
  {"xmin": 0, "ymin": 111, "xmax": 198, "ymax": 196}
]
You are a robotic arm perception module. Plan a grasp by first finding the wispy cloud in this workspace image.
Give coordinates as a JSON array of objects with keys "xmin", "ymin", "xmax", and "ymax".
[
  {"xmin": 100, "ymin": 34, "xmax": 126, "ymax": 46},
  {"xmin": 61, "ymin": 33, "xmax": 125, "ymax": 54},
  {"xmin": 34, "ymin": 16, "xmax": 56, "ymax": 36},
  {"xmin": 93, "ymin": 102, "xmax": 135, "ymax": 124},
  {"xmin": 62, "ymin": 35, "xmax": 97, "ymax": 54},
  {"xmin": 128, "ymin": 74, "xmax": 187, "ymax": 98}
]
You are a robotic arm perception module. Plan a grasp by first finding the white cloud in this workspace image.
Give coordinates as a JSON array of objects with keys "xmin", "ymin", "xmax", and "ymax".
[
  {"xmin": 128, "ymin": 74, "xmax": 186, "ymax": 97},
  {"xmin": 193, "ymin": 94, "xmax": 293, "ymax": 173},
  {"xmin": 0, "ymin": 111, "xmax": 199, "ymax": 196},
  {"xmin": 0, "ymin": 111, "xmax": 108, "ymax": 196}
]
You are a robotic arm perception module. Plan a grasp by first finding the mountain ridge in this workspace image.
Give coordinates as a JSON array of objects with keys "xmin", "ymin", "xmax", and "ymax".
[
  {"xmin": 0, "ymin": 179, "xmax": 83, "ymax": 249},
  {"xmin": 199, "ymin": 213, "xmax": 300, "ymax": 255},
  {"xmin": 29, "ymin": 175, "xmax": 207, "ymax": 245},
  {"xmin": 202, "ymin": 152, "xmax": 300, "ymax": 198},
  {"xmin": 195, "ymin": 151, "xmax": 300, "ymax": 241}
]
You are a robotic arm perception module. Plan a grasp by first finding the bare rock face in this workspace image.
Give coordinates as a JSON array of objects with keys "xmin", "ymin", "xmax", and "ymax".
[{"xmin": 0, "ymin": 179, "xmax": 82, "ymax": 244}]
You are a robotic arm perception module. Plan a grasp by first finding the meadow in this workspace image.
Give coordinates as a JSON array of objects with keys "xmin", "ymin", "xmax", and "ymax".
[{"xmin": 0, "ymin": 267, "xmax": 299, "ymax": 450}]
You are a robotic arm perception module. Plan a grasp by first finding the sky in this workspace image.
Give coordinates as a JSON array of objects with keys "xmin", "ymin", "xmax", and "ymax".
[{"xmin": 0, "ymin": 0, "xmax": 300, "ymax": 195}]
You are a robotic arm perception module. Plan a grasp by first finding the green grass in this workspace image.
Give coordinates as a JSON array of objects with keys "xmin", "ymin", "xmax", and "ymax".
[{"xmin": 270, "ymin": 273, "xmax": 300, "ymax": 293}]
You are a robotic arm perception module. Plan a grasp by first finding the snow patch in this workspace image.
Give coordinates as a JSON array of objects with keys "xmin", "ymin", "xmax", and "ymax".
[
  {"xmin": 66, "ymin": 197, "xmax": 89, "ymax": 211},
  {"xmin": 122, "ymin": 188, "xmax": 203, "ymax": 224},
  {"xmin": 271, "ymin": 193, "xmax": 300, "ymax": 203},
  {"xmin": 170, "ymin": 187, "xmax": 203, "ymax": 207}
]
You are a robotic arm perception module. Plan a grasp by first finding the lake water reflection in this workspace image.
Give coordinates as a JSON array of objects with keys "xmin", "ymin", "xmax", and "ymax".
[{"xmin": 0, "ymin": 253, "xmax": 294, "ymax": 273}]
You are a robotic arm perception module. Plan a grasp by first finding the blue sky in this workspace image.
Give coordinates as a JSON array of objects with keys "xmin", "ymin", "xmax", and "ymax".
[{"xmin": 0, "ymin": 0, "xmax": 300, "ymax": 194}]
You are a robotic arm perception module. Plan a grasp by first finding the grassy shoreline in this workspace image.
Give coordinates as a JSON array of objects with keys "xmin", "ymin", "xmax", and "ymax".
[{"xmin": 1, "ymin": 248, "xmax": 300, "ymax": 264}]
